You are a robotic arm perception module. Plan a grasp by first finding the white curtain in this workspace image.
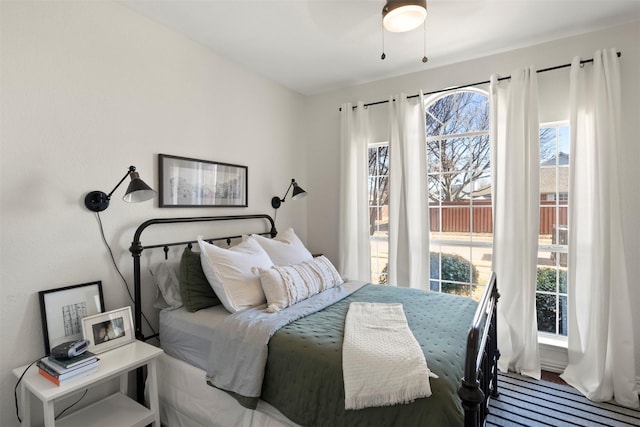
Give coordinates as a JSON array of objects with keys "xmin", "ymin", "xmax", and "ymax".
[
  {"xmin": 490, "ymin": 69, "xmax": 541, "ymax": 379},
  {"xmin": 561, "ymin": 49, "xmax": 639, "ymax": 407},
  {"xmin": 338, "ymin": 102, "xmax": 372, "ymax": 282},
  {"xmin": 387, "ymin": 93, "xmax": 429, "ymax": 289}
]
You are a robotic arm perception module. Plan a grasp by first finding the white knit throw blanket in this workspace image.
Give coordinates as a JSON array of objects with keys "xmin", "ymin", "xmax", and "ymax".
[{"xmin": 342, "ymin": 302, "xmax": 436, "ymax": 410}]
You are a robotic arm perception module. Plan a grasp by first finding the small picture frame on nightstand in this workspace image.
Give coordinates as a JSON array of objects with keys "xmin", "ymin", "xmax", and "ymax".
[{"xmin": 82, "ymin": 306, "xmax": 134, "ymax": 354}]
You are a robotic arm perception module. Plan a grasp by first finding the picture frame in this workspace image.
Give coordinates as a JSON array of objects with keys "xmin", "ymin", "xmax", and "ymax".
[
  {"xmin": 81, "ymin": 306, "xmax": 134, "ymax": 354},
  {"xmin": 38, "ymin": 281, "xmax": 105, "ymax": 355},
  {"xmin": 158, "ymin": 154, "xmax": 248, "ymax": 207}
]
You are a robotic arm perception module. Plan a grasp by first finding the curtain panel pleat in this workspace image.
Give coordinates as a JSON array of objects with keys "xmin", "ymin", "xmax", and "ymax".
[
  {"xmin": 338, "ymin": 102, "xmax": 372, "ymax": 282},
  {"xmin": 561, "ymin": 49, "xmax": 639, "ymax": 408},
  {"xmin": 387, "ymin": 93, "xmax": 430, "ymax": 289},
  {"xmin": 491, "ymin": 69, "xmax": 542, "ymax": 379}
]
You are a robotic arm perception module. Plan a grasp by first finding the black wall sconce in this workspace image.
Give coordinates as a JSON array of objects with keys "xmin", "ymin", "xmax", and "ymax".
[
  {"xmin": 84, "ymin": 165, "xmax": 156, "ymax": 212},
  {"xmin": 271, "ymin": 179, "xmax": 307, "ymax": 209}
]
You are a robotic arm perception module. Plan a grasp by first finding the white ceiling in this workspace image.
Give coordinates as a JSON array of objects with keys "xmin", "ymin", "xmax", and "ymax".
[{"xmin": 118, "ymin": 0, "xmax": 640, "ymax": 95}]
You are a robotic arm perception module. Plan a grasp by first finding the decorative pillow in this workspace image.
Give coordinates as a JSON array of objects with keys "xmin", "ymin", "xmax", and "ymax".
[
  {"xmin": 259, "ymin": 255, "xmax": 344, "ymax": 313},
  {"xmin": 149, "ymin": 261, "xmax": 182, "ymax": 309},
  {"xmin": 249, "ymin": 227, "xmax": 313, "ymax": 266},
  {"xmin": 179, "ymin": 246, "xmax": 222, "ymax": 312},
  {"xmin": 198, "ymin": 237, "xmax": 273, "ymax": 313}
]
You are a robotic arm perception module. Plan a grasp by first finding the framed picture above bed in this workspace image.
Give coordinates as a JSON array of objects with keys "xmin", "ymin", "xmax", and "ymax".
[
  {"xmin": 158, "ymin": 154, "xmax": 248, "ymax": 208},
  {"xmin": 38, "ymin": 281, "xmax": 105, "ymax": 355}
]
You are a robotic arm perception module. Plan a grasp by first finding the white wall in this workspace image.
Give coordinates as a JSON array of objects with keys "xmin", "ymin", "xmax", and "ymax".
[
  {"xmin": 0, "ymin": 2, "xmax": 306, "ymax": 425},
  {"xmin": 304, "ymin": 21, "xmax": 640, "ymax": 382}
]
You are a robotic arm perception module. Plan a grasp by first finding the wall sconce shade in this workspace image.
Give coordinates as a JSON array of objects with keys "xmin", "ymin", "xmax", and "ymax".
[
  {"xmin": 122, "ymin": 171, "xmax": 157, "ymax": 203},
  {"xmin": 84, "ymin": 166, "xmax": 156, "ymax": 212},
  {"xmin": 271, "ymin": 179, "xmax": 307, "ymax": 209},
  {"xmin": 382, "ymin": 0, "xmax": 427, "ymax": 33}
]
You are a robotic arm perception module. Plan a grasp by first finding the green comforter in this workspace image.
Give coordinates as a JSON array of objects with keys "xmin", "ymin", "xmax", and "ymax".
[{"xmin": 261, "ymin": 284, "xmax": 478, "ymax": 427}]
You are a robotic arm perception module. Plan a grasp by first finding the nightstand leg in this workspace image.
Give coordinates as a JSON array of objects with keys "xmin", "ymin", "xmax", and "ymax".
[
  {"xmin": 146, "ymin": 359, "xmax": 160, "ymax": 426},
  {"xmin": 43, "ymin": 400, "xmax": 55, "ymax": 427},
  {"xmin": 119, "ymin": 371, "xmax": 128, "ymax": 394},
  {"xmin": 19, "ymin": 383, "xmax": 30, "ymax": 427}
]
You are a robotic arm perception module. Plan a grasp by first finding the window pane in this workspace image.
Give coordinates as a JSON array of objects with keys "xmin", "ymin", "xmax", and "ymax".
[
  {"xmin": 559, "ymin": 295, "xmax": 568, "ymax": 336},
  {"xmin": 540, "ymin": 127, "xmax": 558, "ymax": 165},
  {"xmin": 429, "ymin": 208, "xmax": 442, "ymax": 238},
  {"xmin": 536, "ymin": 293, "xmax": 557, "ymax": 334},
  {"xmin": 368, "ymin": 147, "xmax": 377, "ymax": 176},
  {"xmin": 442, "ymin": 282, "xmax": 471, "ymax": 297},
  {"xmin": 428, "ymin": 174, "xmax": 443, "ymax": 202},
  {"xmin": 537, "ymin": 266, "xmax": 558, "ymax": 292},
  {"xmin": 559, "ymin": 268, "xmax": 567, "ymax": 294},
  {"xmin": 471, "ymin": 205, "xmax": 492, "ymax": 234},
  {"xmin": 470, "ymin": 134, "xmax": 491, "ymax": 172},
  {"xmin": 426, "ymin": 92, "xmax": 489, "ymax": 135},
  {"xmin": 559, "ymin": 126, "xmax": 570, "ymax": 155},
  {"xmin": 539, "ymin": 205, "xmax": 556, "ymax": 237},
  {"xmin": 369, "ymin": 207, "xmax": 378, "ymax": 233},
  {"xmin": 536, "ymin": 123, "xmax": 570, "ymax": 337},
  {"xmin": 439, "ymin": 172, "xmax": 463, "ymax": 202},
  {"xmin": 539, "ymin": 168, "xmax": 558, "ymax": 199},
  {"xmin": 370, "ymin": 225, "xmax": 388, "ymax": 284},
  {"xmin": 475, "ymin": 268, "xmax": 492, "ymax": 287},
  {"xmin": 458, "ymin": 181, "xmax": 473, "ymax": 201},
  {"xmin": 427, "ymin": 140, "xmax": 441, "ymax": 172}
]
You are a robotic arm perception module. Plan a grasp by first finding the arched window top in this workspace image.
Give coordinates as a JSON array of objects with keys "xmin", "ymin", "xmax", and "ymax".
[{"xmin": 425, "ymin": 90, "xmax": 489, "ymax": 138}]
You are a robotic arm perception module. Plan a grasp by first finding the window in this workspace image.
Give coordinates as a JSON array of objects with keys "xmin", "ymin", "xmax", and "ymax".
[
  {"xmin": 367, "ymin": 90, "xmax": 492, "ymax": 301},
  {"xmin": 366, "ymin": 97, "xmax": 570, "ymax": 334},
  {"xmin": 426, "ymin": 91, "xmax": 491, "ymax": 300},
  {"xmin": 536, "ymin": 123, "xmax": 569, "ymax": 337},
  {"xmin": 368, "ymin": 143, "xmax": 389, "ymax": 284}
]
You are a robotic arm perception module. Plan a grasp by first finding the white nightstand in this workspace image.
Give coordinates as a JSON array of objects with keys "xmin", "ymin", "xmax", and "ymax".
[{"xmin": 13, "ymin": 340, "xmax": 163, "ymax": 427}]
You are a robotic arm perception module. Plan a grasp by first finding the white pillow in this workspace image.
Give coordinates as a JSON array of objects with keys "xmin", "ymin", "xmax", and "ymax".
[
  {"xmin": 149, "ymin": 261, "xmax": 182, "ymax": 309},
  {"xmin": 198, "ymin": 237, "xmax": 273, "ymax": 313},
  {"xmin": 249, "ymin": 227, "xmax": 313, "ymax": 266},
  {"xmin": 259, "ymin": 256, "xmax": 344, "ymax": 313}
]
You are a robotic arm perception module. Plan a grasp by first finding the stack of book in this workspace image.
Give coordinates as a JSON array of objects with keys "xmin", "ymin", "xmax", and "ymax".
[{"xmin": 37, "ymin": 352, "xmax": 99, "ymax": 386}]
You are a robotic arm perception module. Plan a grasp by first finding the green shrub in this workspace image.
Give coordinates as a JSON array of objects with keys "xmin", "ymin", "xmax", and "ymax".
[
  {"xmin": 536, "ymin": 267, "xmax": 567, "ymax": 335},
  {"xmin": 431, "ymin": 252, "xmax": 478, "ymax": 283},
  {"xmin": 378, "ymin": 252, "xmax": 478, "ymax": 294},
  {"xmin": 537, "ymin": 267, "xmax": 560, "ymax": 292}
]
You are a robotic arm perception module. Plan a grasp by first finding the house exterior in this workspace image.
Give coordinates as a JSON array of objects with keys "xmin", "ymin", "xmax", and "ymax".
[{"xmin": 540, "ymin": 152, "xmax": 569, "ymax": 201}]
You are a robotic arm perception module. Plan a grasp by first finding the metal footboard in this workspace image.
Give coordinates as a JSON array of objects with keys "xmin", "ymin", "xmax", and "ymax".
[{"xmin": 459, "ymin": 272, "xmax": 500, "ymax": 427}]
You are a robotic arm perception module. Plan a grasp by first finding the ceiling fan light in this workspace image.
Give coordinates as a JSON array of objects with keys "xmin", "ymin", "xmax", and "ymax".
[{"xmin": 383, "ymin": 3, "xmax": 427, "ymax": 33}]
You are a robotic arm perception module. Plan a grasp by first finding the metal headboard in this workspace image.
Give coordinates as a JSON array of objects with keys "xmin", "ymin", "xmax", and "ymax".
[
  {"xmin": 129, "ymin": 214, "xmax": 276, "ymax": 403},
  {"xmin": 129, "ymin": 214, "xmax": 276, "ymax": 341}
]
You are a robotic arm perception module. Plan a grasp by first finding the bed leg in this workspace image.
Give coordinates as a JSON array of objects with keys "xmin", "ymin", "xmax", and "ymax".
[
  {"xmin": 459, "ymin": 379, "xmax": 484, "ymax": 427},
  {"xmin": 491, "ymin": 349, "xmax": 500, "ymax": 398},
  {"xmin": 490, "ymin": 285, "xmax": 500, "ymax": 399}
]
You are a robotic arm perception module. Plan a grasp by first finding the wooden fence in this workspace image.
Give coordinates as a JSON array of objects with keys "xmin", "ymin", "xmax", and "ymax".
[{"xmin": 429, "ymin": 201, "xmax": 567, "ymax": 235}]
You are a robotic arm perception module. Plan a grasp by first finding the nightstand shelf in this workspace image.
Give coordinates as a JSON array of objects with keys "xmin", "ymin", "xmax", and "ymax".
[
  {"xmin": 13, "ymin": 340, "xmax": 163, "ymax": 427},
  {"xmin": 55, "ymin": 392, "xmax": 153, "ymax": 427}
]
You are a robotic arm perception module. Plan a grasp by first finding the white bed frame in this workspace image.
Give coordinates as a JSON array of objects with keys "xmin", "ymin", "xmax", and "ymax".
[{"xmin": 152, "ymin": 353, "xmax": 298, "ymax": 427}]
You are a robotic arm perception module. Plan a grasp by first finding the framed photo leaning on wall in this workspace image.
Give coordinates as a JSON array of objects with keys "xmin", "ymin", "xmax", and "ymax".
[
  {"xmin": 38, "ymin": 281, "xmax": 105, "ymax": 355},
  {"xmin": 158, "ymin": 153, "xmax": 248, "ymax": 207},
  {"xmin": 82, "ymin": 306, "xmax": 134, "ymax": 354}
]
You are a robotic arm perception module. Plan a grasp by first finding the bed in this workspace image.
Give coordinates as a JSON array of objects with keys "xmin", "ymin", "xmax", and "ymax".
[{"xmin": 130, "ymin": 214, "xmax": 499, "ymax": 427}]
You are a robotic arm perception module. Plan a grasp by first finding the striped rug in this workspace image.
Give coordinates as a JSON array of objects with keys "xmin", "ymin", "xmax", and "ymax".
[{"xmin": 486, "ymin": 372, "xmax": 640, "ymax": 426}]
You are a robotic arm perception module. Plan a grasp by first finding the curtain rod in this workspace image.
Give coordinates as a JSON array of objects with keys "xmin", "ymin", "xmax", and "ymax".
[{"xmin": 340, "ymin": 51, "xmax": 622, "ymax": 111}]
